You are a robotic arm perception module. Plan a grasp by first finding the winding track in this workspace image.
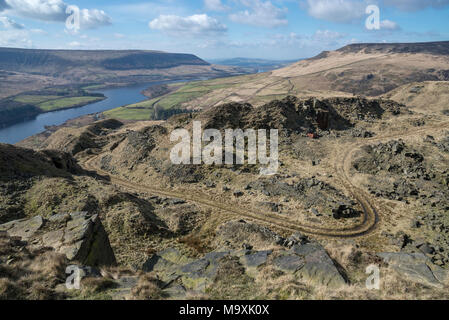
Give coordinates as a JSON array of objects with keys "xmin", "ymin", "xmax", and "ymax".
[{"xmin": 81, "ymin": 121, "xmax": 449, "ymax": 238}]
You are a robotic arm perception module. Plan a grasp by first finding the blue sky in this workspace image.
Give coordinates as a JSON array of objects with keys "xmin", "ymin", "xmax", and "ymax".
[{"xmin": 0, "ymin": 0, "xmax": 448, "ymax": 60}]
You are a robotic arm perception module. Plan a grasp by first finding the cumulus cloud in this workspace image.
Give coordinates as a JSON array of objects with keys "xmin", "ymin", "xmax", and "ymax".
[
  {"xmin": 305, "ymin": 0, "xmax": 365, "ymax": 23},
  {"xmin": 78, "ymin": 8, "xmax": 111, "ymax": 30},
  {"xmin": 229, "ymin": 0, "xmax": 288, "ymax": 28},
  {"xmin": 305, "ymin": 0, "xmax": 449, "ymax": 24},
  {"xmin": 0, "ymin": 0, "xmax": 111, "ymax": 29},
  {"xmin": 149, "ymin": 14, "xmax": 227, "ymax": 37},
  {"xmin": 0, "ymin": 15, "xmax": 23, "ymax": 28},
  {"xmin": 380, "ymin": 19, "xmax": 400, "ymax": 30},
  {"xmin": 0, "ymin": 29, "xmax": 32, "ymax": 47},
  {"xmin": 67, "ymin": 40, "xmax": 81, "ymax": 47},
  {"xmin": 204, "ymin": 0, "xmax": 229, "ymax": 12},
  {"xmin": 382, "ymin": 0, "xmax": 449, "ymax": 11},
  {"xmin": 313, "ymin": 29, "xmax": 346, "ymax": 41},
  {"xmin": 4, "ymin": 0, "xmax": 67, "ymax": 21}
]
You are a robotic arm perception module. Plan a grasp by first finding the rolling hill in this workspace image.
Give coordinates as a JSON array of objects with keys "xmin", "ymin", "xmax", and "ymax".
[
  {"xmin": 110, "ymin": 41, "xmax": 449, "ymax": 119},
  {"xmin": 208, "ymin": 57, "xmax": 298, "ymax": 73},
  {"xmin": 382, "ymin": 81, "xmax": 449, "ymax": 115},
  {"xmin": 0, "ymin": 48, "xmax": 208, "ymax": 74},
  {"xmin": 0, "ymin": 48, "xmax": 246, "ymax": 99}
]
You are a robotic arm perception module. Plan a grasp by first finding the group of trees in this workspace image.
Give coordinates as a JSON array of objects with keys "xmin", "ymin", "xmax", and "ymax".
[{"xmin": 153, "ymin": 105, "xmax": 193, "ymax": 121}]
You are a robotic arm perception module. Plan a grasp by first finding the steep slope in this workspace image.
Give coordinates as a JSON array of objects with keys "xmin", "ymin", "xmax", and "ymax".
[{"xmin": 382, "ymin": 81, "xmax": 449, "ymax": 115}]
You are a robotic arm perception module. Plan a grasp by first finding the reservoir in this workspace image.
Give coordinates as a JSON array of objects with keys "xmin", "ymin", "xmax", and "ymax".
[{"xmin": 0, "ymin": 82, "xmax": 164, "ymax": 145}]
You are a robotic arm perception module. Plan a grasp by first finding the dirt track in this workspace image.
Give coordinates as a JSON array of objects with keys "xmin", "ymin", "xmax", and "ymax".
[{"xmin": 81, "ymin": 121, "xmax": 449, "ymax": 239}]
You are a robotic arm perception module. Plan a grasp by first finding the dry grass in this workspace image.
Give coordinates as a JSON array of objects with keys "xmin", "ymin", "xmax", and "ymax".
[
  {"xmin": 206, "ymin": 256, "xmax": 259, "ymax": 300},
  {"xmin": 0, "ymin": 232, "xmax": 68, "ymax": 300},
  {"xmin": 130, "ymin": 272, "xmax": 166, "ymax": 300},
  {"xmin": 382, "ymin": 81, "xmax": 449, "ymax": 115}
]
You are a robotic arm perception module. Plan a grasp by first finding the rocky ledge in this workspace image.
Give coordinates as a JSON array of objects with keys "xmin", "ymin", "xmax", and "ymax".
[{"xmin": 0, "ymin": 212, "xmax": 116, "ymax": 267}]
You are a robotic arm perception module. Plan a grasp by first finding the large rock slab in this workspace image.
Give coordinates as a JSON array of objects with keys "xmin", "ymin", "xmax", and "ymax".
[
  {"xmin": 273, "ymin": 254, "xmax": 305, "ymax": 273},
  {"xmin": 60, "ymin": 213, "xmax": 116, "ymax": 267},
  {"xmin": 0, "ymin": 216, "xmax": 44, "ymax": 239},
  {"xmin": 142, "ymin": 241, "xmax": 348, "ymax": 294},
  {"xmin": 292, "ymin": 243, "xmax": 347, "ymax": 288},
  {"xmin": 0, "ymin": 212, "xmax": 116, "ymax": 267},
  {"xmin": 241, "ymin": 250, "xmax": 272, "ymax": 269},
  {"xmin": 142, "ymin": 248, "xmax": 231, "ymax": 292},
  {"xmin": 378, "ymin": 252, "xmax": 448, "ymax": 288}
]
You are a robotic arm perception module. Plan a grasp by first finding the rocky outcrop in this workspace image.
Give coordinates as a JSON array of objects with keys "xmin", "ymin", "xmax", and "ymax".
[
  {"xmin": 378, "ymin": 252, "xmax": 448, "ymax": 288},
  {"xmin": 354, "ymin": 140, "xmax": 428, "ymax": 177},
  {"xmin": 214, "ymin": 220, "xmax": 284, "ymax": 250},
  {"xmin": 292, "ymin": 243, "xmax": 347, "ymax": 288},
  {"xmin": 194, "ymin": 96, "xmax": 403, "ymax": 136},
  {"xmin": 0, "ymin": 216, "xmax": 44, "ymax": 240},
  {"xmin": 141, "ymin": 239, "xmax": 348, "ymax": 296},
  {"xmin": 0, "ymin": 144, "xmax": 79, "ymax": 182},
  {"xmin": 0, "ymin": 212, "xmax": 116, "ymax": 267}
]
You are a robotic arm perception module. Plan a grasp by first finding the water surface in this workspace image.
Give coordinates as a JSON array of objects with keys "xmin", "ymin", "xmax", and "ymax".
[{"xmin": 0, "ymin": 82, "xmax": 164, "ymax": 145}]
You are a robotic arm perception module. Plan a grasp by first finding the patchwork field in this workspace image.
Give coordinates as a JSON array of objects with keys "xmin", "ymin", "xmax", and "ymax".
[
  {"xmin": 37, "ymin": 96, "xmax": 105, "ymax": 112},
  {"xmin": 0, "ymin": 88, "xmax": 106, "ymax": 127}
]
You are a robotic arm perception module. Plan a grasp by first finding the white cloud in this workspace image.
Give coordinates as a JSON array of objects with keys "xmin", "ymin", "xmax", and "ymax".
[
  {"xmin": 382, "ymin": 0, "xmax": 449, "ymax": 11},
  {"xmin": 78, "ymin": 8, "xmax": 111, "ymax": 29},
  {"xmin": 229, "ymin": 0, "xmax": 288, "ymax": 28},
  {"xmin": 0, "ymin": 28, "xmax": 32, "ymax": 47},
  {"xmin": 313, "ymin": 29, "xmax": 346, "ymax": 40},
  {"xmin": 149, "ymin": 14, "xmax": 227, "ymax": 37},
  {"xmin": 67, "ymin": 40, "xmax": 81, "ymax": 47},
  {"xmin": 380, "ymin": 19, "xmax": 400, "ymax": 30},
  {"xmin": 4, "ymin": 0, "xmax": 67, "ymax": 21},
  {"xmin": 1, "ymin": 0, "xmax": 111, "ymax": 29},
  {"xmin": 304, "ymin": 0, "xmax": 449, "ymax": 24},
  {"xmin": 0, "ymin": 15, "xmax": 23, "ymax": 28},
  {"xmin": 30, "ymin": 28, "xmax": 46, "ymax": 34},
  {"xmin": 305, "ymin": 0, "xmax": 365, "ymax": 23},
  {"xmin": 204, "ymin": 0, "xmax": 229, "ymax": 12}
]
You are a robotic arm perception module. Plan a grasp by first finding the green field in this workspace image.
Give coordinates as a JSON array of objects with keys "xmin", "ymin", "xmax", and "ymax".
[
  {"xmin": 1, "ymin": 87, "xmax": 107, "ymax": 127},
  {"xmin": 104, "ymin": 79, "xmax": 236, "ymax": 120},
  {"xmin": 13, "ymin": 95, "xmax": 61, "ymax": 105},
  {"xmin": 104, "ymin": 106, "xmax": 154, "ymax": 120},
  {"xmin": 37, "ymin": 96, "xmax": 104, "ymax": 112}
]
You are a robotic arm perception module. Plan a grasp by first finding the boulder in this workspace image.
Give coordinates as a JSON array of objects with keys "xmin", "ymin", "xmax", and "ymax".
[
  {"xmin": 241, "ymin": 250, "xmax": 272, "ymax": 269},
  {"xmin": 0, "ymin": 212, "xmax": 116, "ymax": 267},
  {"xmin": 0, "ymin": 216, "xmax": 44, "ymax": 239},
  {"xmin": 214, "ymin": 220, "xmax": 285, "ymax": 250},
  {"xmin": 142, "ymin": 248, "xmax": 231, "ymax": 292},
  {"xmin": 292, "ymin": 243, "xmax": 347, "ymax": 288},
  {"xmin": 58, "ymin": 212, "xmax": 116, "ymax": 267},
  {"xmin": 273, "ymin": 254, "xmax": 305, "ymax": 273},
  {"xmin": 377, "ymin": 252, "xmax": 448, "ymax": 288}
]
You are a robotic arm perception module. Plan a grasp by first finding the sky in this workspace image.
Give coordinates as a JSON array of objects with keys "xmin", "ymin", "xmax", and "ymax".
[{"xmin": 0, "ymin": 0, "xmax": 448, "ymax": 60}]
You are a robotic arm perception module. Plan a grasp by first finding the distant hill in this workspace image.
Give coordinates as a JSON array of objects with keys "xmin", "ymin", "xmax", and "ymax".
[
  {"xmin": 336, "ymin": 41, "xmax": 449, "ymax": 55},
  {"xmin": 127, "ymin": 40, "xmax": 449, "ymax": 114},
  {"xmin": 0, "ymin": 48, "xmax": 209, "ymax": 74},
  {"xmin": 208, "ymin": 57, "xmax": 298, "ymax": 72},
  {"xmin": 0, "ymin": 48, "xmax": 247, "ymax": 99},
  {"xmin": 271, "ymin": 41, "xmax": 449, "ymax": 96}
]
